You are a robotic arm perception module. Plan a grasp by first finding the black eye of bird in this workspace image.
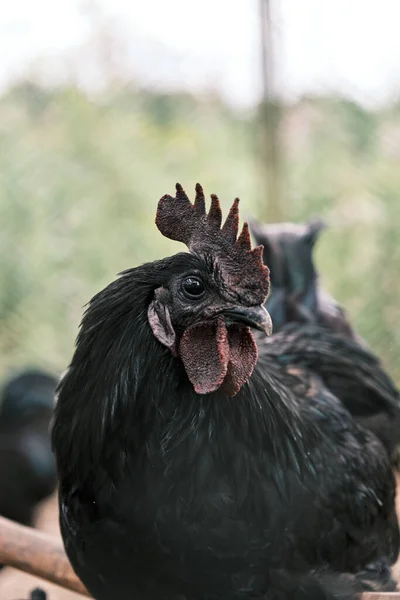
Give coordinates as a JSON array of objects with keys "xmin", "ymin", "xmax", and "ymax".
[{"xmin": 181, "ymin": 277, "xmax": 205, "ymax": 299}]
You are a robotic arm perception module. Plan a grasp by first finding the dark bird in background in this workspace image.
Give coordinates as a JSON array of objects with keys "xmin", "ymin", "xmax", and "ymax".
[
  {"xmin": 53, "ymin": 184, "xmax": 399, "ymax": 600},
  {"xmin": 250, "ymin": 218, "xmax": 400, "ymax": 467},
  {"xmin": 0, "ymin": 369, "xmax": 58, "ymax": 531},
  {"xmin": 249, "ymin": 218, "xmax": 357, "ymax": 339}
]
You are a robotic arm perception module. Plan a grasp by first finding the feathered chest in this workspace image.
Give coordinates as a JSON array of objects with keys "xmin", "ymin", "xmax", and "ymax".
[
  {"xmin": 60, "ymin": 422, "xmax": 303, "ymax": 600},
  {"xmin": 61, "ymin": 411, "xmax": 298, "ymax": 559}
]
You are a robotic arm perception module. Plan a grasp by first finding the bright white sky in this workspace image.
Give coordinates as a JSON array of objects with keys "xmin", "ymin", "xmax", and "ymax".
[{"xmin": 0, "ymin": 0, "xmax": 399, "ymax": 107}]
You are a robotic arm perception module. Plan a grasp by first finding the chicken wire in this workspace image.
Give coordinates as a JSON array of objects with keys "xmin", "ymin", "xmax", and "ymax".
[{"xmin": 0, "ymin": 0, "xmax": 399, "ymax": 392}]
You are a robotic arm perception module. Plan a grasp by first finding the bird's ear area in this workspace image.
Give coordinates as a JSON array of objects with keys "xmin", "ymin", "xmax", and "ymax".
[
  {"xmin": 147, "ymin": 289, "xmax": 178, "ymax": 357},
  {"xmin": 303, "ymin": 218, "xmax": 327, "ymax": 247}
]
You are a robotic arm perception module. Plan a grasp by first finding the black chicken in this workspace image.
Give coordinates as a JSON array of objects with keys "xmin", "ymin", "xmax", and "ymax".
[
  {"xmin": 249, "ymin": 218, "xmax": 400, "ymax": 466},
  {"xmin": 0, "ymin": 369, "xmax": 58, "ymax": 529},
  {"xmin": 52, "ymin": 184, "xmax": 399, "ymax": 600},
  {"xmin": 249, "ymin": 218, "xmax": 357, "ymax": 339}
]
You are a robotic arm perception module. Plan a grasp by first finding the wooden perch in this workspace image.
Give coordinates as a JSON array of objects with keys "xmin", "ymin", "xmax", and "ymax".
[
  {"xmin": 0, "ymin": 516, "xmax": 90, "ymax": 597},
  {"xmin": 1, "ymin": 516, "xmax": 400, "ymax": 600},
  {"xmin": 362, "ymin": 596, "xmax": 400, "ymax": 600}
]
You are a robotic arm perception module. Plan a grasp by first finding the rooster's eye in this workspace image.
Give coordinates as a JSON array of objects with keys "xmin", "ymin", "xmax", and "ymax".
[{"xmin": 181, "ymin": 277, "xmax": 205, "ymax": 299}]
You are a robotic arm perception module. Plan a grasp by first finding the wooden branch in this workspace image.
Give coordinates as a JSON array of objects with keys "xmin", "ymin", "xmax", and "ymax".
[
  {"xmin": 362, "ymin": 596, "xmax": 400, "ymax": 600},
  {"xmin": 0, "ymin": 516, "xmax": 90, "ymax": 597}
]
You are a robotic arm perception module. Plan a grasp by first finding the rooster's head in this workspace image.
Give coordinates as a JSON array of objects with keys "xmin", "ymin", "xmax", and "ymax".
[{"xmin": 148, "ymin": 183, "xmax": 272, "ymax": 397}]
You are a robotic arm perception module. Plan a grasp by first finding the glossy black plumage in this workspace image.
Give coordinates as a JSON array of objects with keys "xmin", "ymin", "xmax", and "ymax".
[
  {"xmin": 259, "ymin": 322, "xmax": 400, "ymax": 462},
  {"xmin": 250, "ymin": 219, "xmax": 400, "ymax": 465},
  {"xmin": 53, "ymin": 251, "xmax": 399, "ymax": 600},
  {"xmin": 0, "ymin": 370, "xmax": 58, "ymax": 530}
]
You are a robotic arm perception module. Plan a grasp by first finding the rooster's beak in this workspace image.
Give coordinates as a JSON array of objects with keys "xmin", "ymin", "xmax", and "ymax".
[{"xmin": 222, "ymin": 306, "xmax": 272, "ymax": 336}]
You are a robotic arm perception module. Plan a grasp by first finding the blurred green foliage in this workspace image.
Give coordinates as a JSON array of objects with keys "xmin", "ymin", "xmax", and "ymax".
[{"xmin": 0, "ymin": 82, "xmax": 399, "ymax": 384}]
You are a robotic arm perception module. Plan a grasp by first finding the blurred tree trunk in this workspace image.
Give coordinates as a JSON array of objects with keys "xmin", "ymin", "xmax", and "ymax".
[{"xmin": 258, "ymin": 0, "xmax": 284, "ymax": 223}]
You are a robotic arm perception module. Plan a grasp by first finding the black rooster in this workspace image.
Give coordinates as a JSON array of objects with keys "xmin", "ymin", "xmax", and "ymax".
[
  {"xmin": 0, "ymin": 369, "xmax": 58, "ymax": 529},
  {"xmin": 249, "ymin": 219, "xmax": 357, "ymax": 339},
  {"xmin": 250, "ymin": 219, "xmax": 400, "ymax": 466},
  {"xmin": 52, "ymin": 184, "xmax": 399, "ymax": 600}
]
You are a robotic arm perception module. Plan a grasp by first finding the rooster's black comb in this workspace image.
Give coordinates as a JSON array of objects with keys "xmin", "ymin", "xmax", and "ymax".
[{"xmin": 156, "ymin": 183, "xmax": 270, "ymax": 305}]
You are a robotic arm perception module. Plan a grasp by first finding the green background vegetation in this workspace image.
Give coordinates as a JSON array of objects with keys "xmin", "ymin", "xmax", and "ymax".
[{"xmin": 0, "ymin": 82, "xmax": 399, "ymax": 382}]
